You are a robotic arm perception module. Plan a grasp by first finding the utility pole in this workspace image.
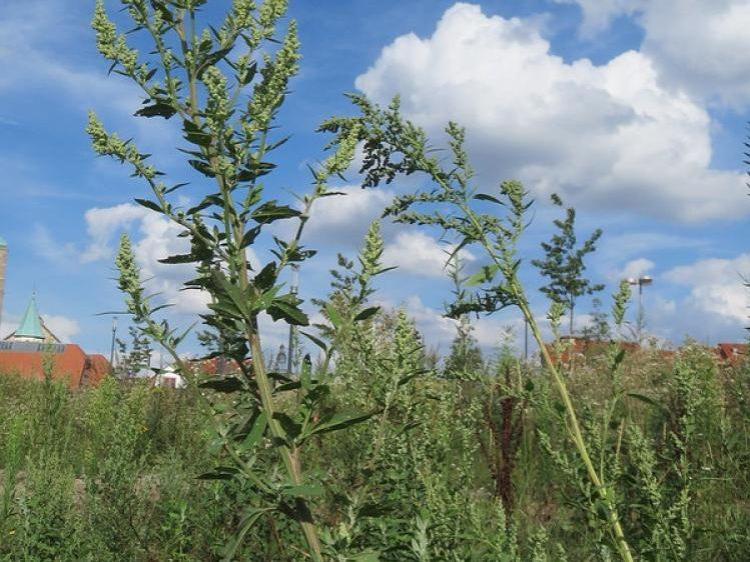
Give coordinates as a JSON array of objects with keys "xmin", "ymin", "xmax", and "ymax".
[{"xmin": 287, "ymin": 264, "xmax": 299, "ymax": 374}]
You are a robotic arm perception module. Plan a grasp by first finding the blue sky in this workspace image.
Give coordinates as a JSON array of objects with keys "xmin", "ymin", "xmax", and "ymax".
[{"xmin": 1, "ymin": 0, "xmax": 749, "ymax": 358}]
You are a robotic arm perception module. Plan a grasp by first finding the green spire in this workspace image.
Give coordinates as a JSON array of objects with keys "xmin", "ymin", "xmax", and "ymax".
[
  {"xmin": 0, "ymin": 236, "xmax": 7, "ymax": 247},
  {"xmin": 15, "ymin": 293, "xmax": 44, "ymax": 340}
]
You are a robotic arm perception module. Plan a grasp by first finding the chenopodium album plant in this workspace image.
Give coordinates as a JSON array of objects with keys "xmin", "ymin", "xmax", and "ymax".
[
  {"xmin": 88, "ymin": 1, "xmax": 378, "ymax": 559},
  {"xmin": 321, "ymin": 97, "xmax": 636, "ymax": 561}
]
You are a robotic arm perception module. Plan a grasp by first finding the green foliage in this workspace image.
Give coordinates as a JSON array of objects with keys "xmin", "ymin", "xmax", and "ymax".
[
  {"xmin": 14, "ymin": 3, "xmax": 737, "ymax": 560},
  {"xmin": 89, "ymin": 1, "xmax": 372, "ymax": 558},
  {"xmin": 531, "ymin": 194, "xmax": 604, "ymax": 335}
]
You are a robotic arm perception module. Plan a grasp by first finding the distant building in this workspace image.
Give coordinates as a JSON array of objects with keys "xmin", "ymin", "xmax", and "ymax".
[
  {"xmin": 152, "ymin": 367, "xmax": 187, "ymax": 389},
  {"xmin": 0, "ymin": 293, "xmax": 109, "ymax": 389},
  {"xmin": 716, "ymin": 343, "xmax": 748, "ymax": 366}
]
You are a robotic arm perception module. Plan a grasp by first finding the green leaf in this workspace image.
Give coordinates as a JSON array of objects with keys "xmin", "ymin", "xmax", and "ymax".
[
  {"xmin": 308, "ymin": 411, "xmax": 377, "ymax": 437},
  {"xmin": 134, "ymin": 198, "xmax": 163, "ymax": 213},
  {"xmin": 300, "ymin": 331, "xmax": 328, "ymax": 353},
  {"xmin": 272, "ymin": 412, "xmax": 301, "ymax": 441},
  {"xmin": 466, "ymin": 264, "xmax": 500, "ymax": 287},
  {"xmin": 267, "ymin": 297, "xmax": 309, "ymax": 326},
  {"xmin": 135, "ymin": 101, "xmax": 177, "ymax": 119},
  {"xmin": 158, "ymin": 253, "xmax": 198, "ymax": 264},
  {"xmin": 222, "ymin": 507, "xmax": 271, "ymax": 561},
  {"xmin": 354, "ymin": 306, "xmax": 380, "ymax": 322},
  {"xmin": 254, "ymin": 262, "xmax": 277, "ymax": 291},
  {"xmin": 198, "ymin": 375, "xmax": 244, "ymax": 393},
  {"xmin": 197, "ymin": 466, "xmax": 240, "ymax": 480},
  {"xmin": 239, "ymin": 412, "xmax": 267, "ymax": 452},
  {"xmin": 473, "ymin": 193, "xmax": 503, "ymax": 205},
  {"xmin": 189, "ymin": 159, "xmax": 216, "ymax": 177},
  {"xmin": 197, "ymin": 47, "xmax": 233, "ymax": 78},
  {"xmin": 251, "ymin": 201, "xmax": 301, "ymax": 224},
  {"xmin": 183, "ymin": 119, "xmax": 212, "ymax": 147},
  {"xmin": 280, "ymin": 484, "xmax": 324, "ymax": 499},
  {"xmin": 325, "ymin": 303, "xmax": 343, "ymax": 329}
]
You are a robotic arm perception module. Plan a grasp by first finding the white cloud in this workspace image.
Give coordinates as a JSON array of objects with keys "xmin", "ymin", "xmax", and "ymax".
[
  {"xmin": 664, "ymin": 254, "xmax": 750, "ymax": 324},
  {"xmin": 560, "ymin": 0, "xmax": 750, "ymax": 107},
  {"xmin": 43, "ymin": 315, "xmax": 81, "ymax": 343},
  {"xmin": 382, "ymin": 231, "xmax": 475, "ymax": 278},
  {"xmin": 355, "ymin": 3, "xmax": 749, "ymax": 222},
  {"xmin": 553, "ymin": 0, "xmax": 642, "ymax": 38},
  {"xmin": 302, "ymin": 186, "xmax": 394, "ymax": 247},
  {"xmin": 81, "ymin": 204, "xmax": 151, "ymax": 262},
  {"xmin": 618, "ymin": 257, "xmax": 655, "ymax": 281}
]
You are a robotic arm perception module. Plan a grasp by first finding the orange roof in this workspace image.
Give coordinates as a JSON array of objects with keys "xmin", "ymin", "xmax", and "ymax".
[{"xmin": 0, "ymin": 345, "xmax": 110, "ymax": 388}]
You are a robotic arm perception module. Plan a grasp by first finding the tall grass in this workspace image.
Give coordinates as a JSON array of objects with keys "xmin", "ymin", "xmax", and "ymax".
[{"xmin": 1, "ymin": 334, "xmax": 749, "ymax": 560}]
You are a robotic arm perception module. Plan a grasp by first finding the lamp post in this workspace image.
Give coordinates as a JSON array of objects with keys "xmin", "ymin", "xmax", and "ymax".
[
  {"xmin": 626, "ymin": 276, "xmax": 653, "ymax": 341},
  {"xmin": 109, "ymin": 316, "xmax": 118, "ymax": 373}
]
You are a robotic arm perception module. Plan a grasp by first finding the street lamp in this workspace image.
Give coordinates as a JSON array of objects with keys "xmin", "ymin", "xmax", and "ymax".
[{"xmin": 626, "ymin": 276, "xmax": 653, "ymax": 340}]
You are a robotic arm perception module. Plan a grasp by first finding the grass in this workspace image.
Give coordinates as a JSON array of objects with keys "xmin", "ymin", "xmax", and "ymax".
[{"xmin": 0, "ymin": 333, "xmax": 748, "ymax": 561}]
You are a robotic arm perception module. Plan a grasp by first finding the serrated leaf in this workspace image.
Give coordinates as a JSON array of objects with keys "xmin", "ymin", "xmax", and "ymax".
[{"xmin": 267, "ymin": 297, "xmax": 309, "ymax": 326}]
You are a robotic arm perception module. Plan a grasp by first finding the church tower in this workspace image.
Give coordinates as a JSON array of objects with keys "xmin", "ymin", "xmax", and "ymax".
[{"xmin": 0, "ymin": 237, "xmax": 7, "ymax": 333}]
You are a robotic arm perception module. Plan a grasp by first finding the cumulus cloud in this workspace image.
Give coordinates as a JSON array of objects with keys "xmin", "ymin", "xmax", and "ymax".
[
  {"xmin": 302, "ymin": 186, "xmax": 394, "ymax": 248},
  {"xmin": 382, "ymin": 231, "xmax": 475, "ymax": 278},
  {"xmin": 81, "ymin": 204, "xmax": 151, "ymax": 262},
  {"xmin": 559, "ymin": 0, "xmax": 750, "ymax": 107},
  {"xmin": 664, "ymin": 253, "xmax": 750, "ymax": 324},
  {"xmin": 355, "ymin": 3, "xmax": 748, "ymax": 222},
  {"xmin": 43, "ymin": 315, "xmax": 81, "ymax": 343},
  {"xmin": 79, "ymin": 203, "xmax": 211, "ymax": 314}
]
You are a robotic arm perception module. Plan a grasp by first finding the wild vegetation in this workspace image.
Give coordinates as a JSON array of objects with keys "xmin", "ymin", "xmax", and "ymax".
[
  {"xmin": 0, "ymin": 0, "xmax": 748, "ymax": 560},
  {"xmin": 1, "ymin": 331, "xmax": 750, "ymax": 560}
]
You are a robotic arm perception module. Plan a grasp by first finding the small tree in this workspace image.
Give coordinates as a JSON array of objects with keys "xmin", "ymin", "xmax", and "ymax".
[
  {"xmin": 115, "ymin": 325, "xmax": 153, "ymax": 377},
  {"xmin": 531, "ymin": 194, "xmax": 604, "ymax": 336},
  {"xmin": 443, "ymin": 256, "xmax": 483, "ymax": 377}
]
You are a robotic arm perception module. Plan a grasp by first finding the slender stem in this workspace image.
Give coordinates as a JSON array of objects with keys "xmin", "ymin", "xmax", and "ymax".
[{"xmin": 519, "ymin": 298, "xmax": 634, "ymax": 562}]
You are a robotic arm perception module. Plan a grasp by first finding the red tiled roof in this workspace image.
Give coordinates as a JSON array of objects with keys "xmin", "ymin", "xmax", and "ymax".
[
  {"xmin": 0, "ymin": 345, "xmax": 110, "ymax": 388},
  {"xmin": 716, "ymin": 343, "xmax": 748, "ymax": 365}
]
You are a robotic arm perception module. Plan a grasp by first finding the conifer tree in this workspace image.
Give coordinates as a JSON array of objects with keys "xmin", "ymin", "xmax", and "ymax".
[{"xmin": 531, "ymin": 194, "xmax": 604, "ymax": 336}]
